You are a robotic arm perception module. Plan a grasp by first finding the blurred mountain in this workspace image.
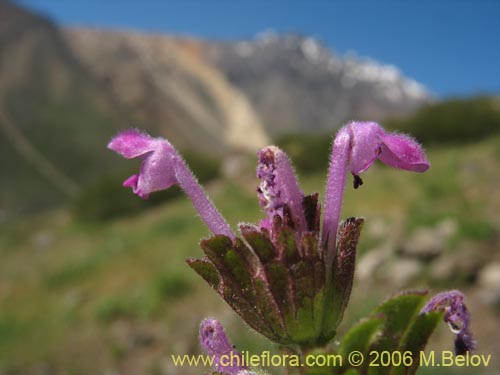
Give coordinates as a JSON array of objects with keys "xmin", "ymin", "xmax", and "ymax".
[
  {"xmin": 204, "ymin": 31, "xmax": 431, "ymax": 135},
  {"xmin": 0, "ymin": 0, "xmax": 128, "ymax": 214},
  {"xmin": 0, "ymin": 0, "xmax": 432, "ymax": 215},
  {"xmin": 65, "ymin": 28, "xmax": 432, "ymax": 139},
  {"xmin": 63, "ymin": 28, "xmax": 269, "ymax": 154},
  {"xmin": 0, "ymin": 1, "xmax": 267, "ymax": 216}
]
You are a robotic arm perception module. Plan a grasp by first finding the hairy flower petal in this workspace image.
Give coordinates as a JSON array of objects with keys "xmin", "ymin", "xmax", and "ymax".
[
  {"xmin": 107, "ymin": 129, "xmax": 158, "ymax": 158},
  {"xmin": 108, "ymin": 130, "xmax": 177, "ymax": 198},
  {"xmin": 199, "ymin": 318, "xmax": 246, "ymax": 375},
  {"xmin": 349, "ymin": 121, "xmax": 385, "ymax": 174},
  {"xmin": 379, "ymin": 133, "xmax": 429, "ymax": 172},
  {"xmin": 108, "ymin": 129, "xmax": 234, "ymax": 239}
]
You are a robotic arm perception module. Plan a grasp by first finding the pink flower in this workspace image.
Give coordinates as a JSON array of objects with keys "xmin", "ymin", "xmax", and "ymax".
[
  {"xmin": 107, "ymin": 129, "xmax": 235, "ymax": 239},
  {"xmin": 199, "ymin": 318, "xmax": 247, "ymax": 375},
  {"xmin": 420, "ymin": 290, "xmax": 476, "ymax": 354},
  {"xmin": 322, "ymin": 121, "xmax": 429, "ymax": 266}
]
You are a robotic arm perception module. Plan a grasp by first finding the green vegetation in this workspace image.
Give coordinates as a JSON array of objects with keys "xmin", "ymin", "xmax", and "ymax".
[
  {"xmin": 275, "ymin": 132, "xmax": 332, "ymax": 174},
  {"xmin": 0, "ymin": 134, "xmax": 498, "ymax": 374},
  {"xmin": 386, "ymin": 96, "xmax": 500, "ymax": 144},
  {"xmin": 2, "ymin": 93, "xmax": 500, "ymax": 372},
  {"xmin": 0, "ymin": 83, "xmax": 124, "ymax": 214}
]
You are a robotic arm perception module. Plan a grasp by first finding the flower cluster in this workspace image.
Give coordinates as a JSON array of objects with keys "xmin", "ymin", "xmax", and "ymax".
[{"xmin": 108, "ymin": 121, "xmax": 475, "ymax": 374}]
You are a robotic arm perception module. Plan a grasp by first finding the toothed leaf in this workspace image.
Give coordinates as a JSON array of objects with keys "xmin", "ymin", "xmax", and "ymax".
[
  {"xmin": 240, "ymin": 225, "xmax": 275, "ymax": 263},
  {"xmin": 186, "ymin": 258, "xmax": 220, "ymax": 289},
  {"xmin": 200, "ymin": 235, "xmax": 233, "ymax": 269}
]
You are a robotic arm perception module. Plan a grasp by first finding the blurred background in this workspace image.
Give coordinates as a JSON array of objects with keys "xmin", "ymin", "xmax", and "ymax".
[{"xmin": 0, "ymin": 0, "xmax": 499, "ymax": 374}]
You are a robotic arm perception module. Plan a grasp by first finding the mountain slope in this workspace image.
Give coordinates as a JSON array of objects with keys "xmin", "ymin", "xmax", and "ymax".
[
  {"xmin": 64, "ymin": 28, "xmax": 431, "ymax": 139},
  {"xmin": 0, "ymin": 2, "xmax": 268, "ymax": 216},
  {"xmin": 205, "ymin": 32, "xmax": 431, "ymax": 135},
  {"xmin": 0, "ymin": 1, "xmax": 431, "ymax": 216},
  {"xmin": 63, "ymin": 28, "xmax": 269, "ymax": 154},
  {"xmin": 0, "ymin": 0, "xmax": 129, "ymax": 215}
]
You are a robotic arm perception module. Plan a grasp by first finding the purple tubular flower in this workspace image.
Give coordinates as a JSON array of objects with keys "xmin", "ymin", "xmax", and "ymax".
[
  {"xmin": 322, "ymin": 121, "xmax": 429, "ymax": 266},
  {"xmin": 199, "ymin": 318, "xmax": 246, "ymax": 375},
  {"xmin": 256, "ymin": 146, "xmax": 306, "ymax": 233},
  {"xmin": 107, "ymin": 129, "xmax": 235, "ymax": 240},
  {"xmin": 420, "ymin": 290, "xmax": 476, "ymax": 354}
]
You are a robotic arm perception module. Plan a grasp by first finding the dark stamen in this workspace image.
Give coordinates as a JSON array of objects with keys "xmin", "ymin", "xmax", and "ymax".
[{"xmin": 353, "ymin": 174, "xmax": 363, "ymax": 189}]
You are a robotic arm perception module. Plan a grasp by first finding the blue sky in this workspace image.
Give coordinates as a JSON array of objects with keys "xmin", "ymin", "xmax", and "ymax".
[{"xmin": 16, "ymin": 0, "xmax": 500, "ymax": 97}]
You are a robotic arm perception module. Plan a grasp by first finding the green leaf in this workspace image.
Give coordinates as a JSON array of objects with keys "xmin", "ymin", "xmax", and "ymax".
[
  {"xmin": 301, "ymin": 231, "xmax": 320, "ymax": 259},
  {"xmin": 253, "ymin": 277, "xmax": 288, "ymax": 342},
  {"xmin": 338, "ymin": 318, "xmax": 382, "ymax": 375},
  {"xmin": 331, "ymin": 218, "xmax": 364, "ymax": 328},
  {"xmin": 320, "ymin": 218, "xmax": 363, "ymax": 343},
  {"xmin": 233, "ymin": 237, "xmax": 261, "ymax": 269},
  {"xmin": 224, "ymin": 249, "xmax": 253, "ymax": 292},
  {"xmin": 339, "ymin": 318, "xmax": 382, "ymax": 359},
  {"xmin": 199, "ymin": 235, "xmax": 279, "ymax": 342},
  {"xmin": 220, "ymin": 280, "xmax": 275, "ymax": 340},
  {"xmin": 312, "ymin": 259, "xmax": 327, "ymax": 341},
  {"xmin": 275, "ymin": 225, "xmax": 300, "ymax": 263},
  {"xmin": 288, "ymin": 260, "xmax": 320, "ymax": 344},
  {"xmin": 291, "ymin": 260, "xmax": 316, "ymax": 302},
  {"xmin": 265, "ymin": 261, "xmax": 294, "ymax": 318},
  {"xmin": 290, "ymin": 298, "xmax": 316, "ymax": 344},
  {"xmin": 186, "ymin": 258, "xmax": 220, "ymax": 289},
  {"xmin": 371, "ymin": 292, "xmax": 427, "ymax": 349},
  {"xmin": 337, "ymin": 291, "xmax": 439, "ymax": 375},
  {"xmin": 390, "ymin": 311, "xmax": 443, "ymax": 375},
  {"xmin": 367, "ymin": 291, "xmax": 429, "ymax": 375},
  {"xmin": 200, "ymin": 235, "xmax": 233, "ymax": 269},
  {"xmin": 240, "ymin": 225, "xmax": 275, "ymax": 263}
]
